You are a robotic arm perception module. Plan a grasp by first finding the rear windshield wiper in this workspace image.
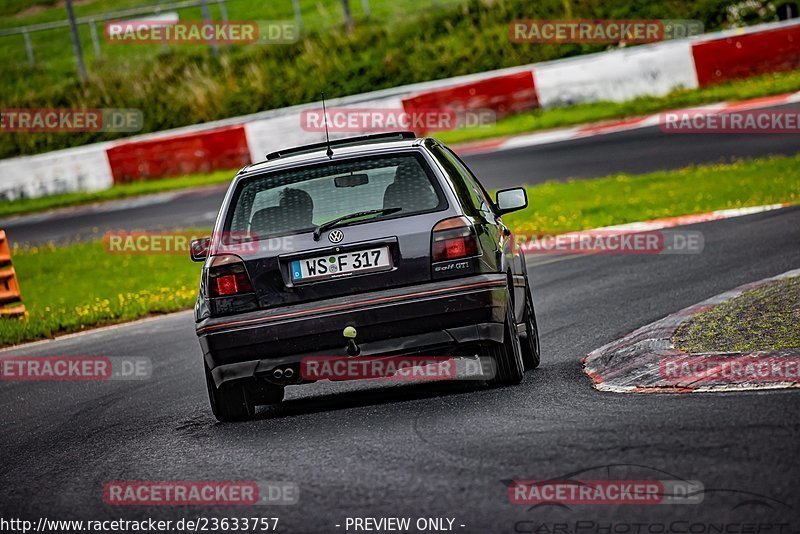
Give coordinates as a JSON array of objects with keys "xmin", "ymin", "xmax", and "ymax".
[{"xmin": 313, "ymin": 207, "xmax": 401, "ymax": 241}]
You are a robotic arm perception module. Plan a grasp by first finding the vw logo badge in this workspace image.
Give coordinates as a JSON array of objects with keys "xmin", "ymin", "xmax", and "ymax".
[{"xmin": 328, "ymin": 229, "xmax": 345, "ymax": 243}]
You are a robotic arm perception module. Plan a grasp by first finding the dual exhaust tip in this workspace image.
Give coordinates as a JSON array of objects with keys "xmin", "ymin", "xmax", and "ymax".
[
  {"xmin": 272, "ymin": 367, "xmax": 295, "ymax": 379},
  {"xmin": 271, "ymin": 326, "xmax": 360, "ymax": 381}
]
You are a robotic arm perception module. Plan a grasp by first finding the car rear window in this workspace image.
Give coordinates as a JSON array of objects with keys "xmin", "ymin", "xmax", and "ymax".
[{"xmin": 226, "ymin": 153, "xmax": 447, "ymax": 237}]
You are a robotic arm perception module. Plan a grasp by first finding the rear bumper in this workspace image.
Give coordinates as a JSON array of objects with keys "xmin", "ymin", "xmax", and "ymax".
[{"xmin": 196, "ymin": 274, "xmax": 509, "ymax": 387}]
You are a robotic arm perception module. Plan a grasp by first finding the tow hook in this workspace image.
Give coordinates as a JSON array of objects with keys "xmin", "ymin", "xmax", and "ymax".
[{"xmin": 344, "ymin": 326, "xmax": 360, "ymax": 356}]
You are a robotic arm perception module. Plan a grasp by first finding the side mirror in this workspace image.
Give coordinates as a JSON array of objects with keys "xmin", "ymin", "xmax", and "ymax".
[
  {"xmin": 495, "ymin": 188, "xmax": 528, "ymax": 214},
  {"xmin": 190, "ymin": 237, "xmax": 211, "ymax": 262}
]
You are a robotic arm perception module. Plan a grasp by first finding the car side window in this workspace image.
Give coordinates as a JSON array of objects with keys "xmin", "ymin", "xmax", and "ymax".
[
  {"xmin": 437, "ymin": 146, "xmax": 496, "ymax": 221},
  {"xmin": 431, "ymin": 146, "xmax": 479, "ymax": 217}
]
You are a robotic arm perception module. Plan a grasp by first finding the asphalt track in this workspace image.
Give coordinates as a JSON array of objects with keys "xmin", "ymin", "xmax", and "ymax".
[
  {"xmin": 1, "ymin": 205, "xmax": 799, "ymax": 532},
  {"xmin": 3, "ymin": 102, "xmax": 800, "ymax": 246}
]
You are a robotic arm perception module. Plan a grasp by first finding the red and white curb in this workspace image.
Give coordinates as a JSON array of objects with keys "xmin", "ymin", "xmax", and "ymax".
[
  {"xmin": 583, "ymin": 203, "xmax": 792, "ymax": 232},
  {"xmin": 583, "ymin": 268, "xmax": 800, "ymax": 393},
  {"xmin": 454, "ymin": 91, "xmax": 800, "ymax": 156}
]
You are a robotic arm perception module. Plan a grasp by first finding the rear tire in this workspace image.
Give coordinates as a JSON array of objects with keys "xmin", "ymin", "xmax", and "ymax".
[
  {"xmin": 205, "ymin": 363, "xmax": 255, "ymax": 422},
  {"xmin": 488, "ymin": 298, "xmax": 524, "ymax": 386},
  {"xmin": 518, "ymin": 252, "xmax": 541, "ymax": 371},
  {"xmin": 520, "ymin": 286, "xmax": 541, "ymax": 371}
]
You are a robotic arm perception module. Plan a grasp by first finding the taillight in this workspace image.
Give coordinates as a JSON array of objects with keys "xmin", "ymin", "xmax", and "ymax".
[
  {"xmin": 432, "ymin": 216, "xmax": 479, "ymax": 262},
  {"xmin": 207, "ymin": 254, "xmax": 253, "ymax": 297}
]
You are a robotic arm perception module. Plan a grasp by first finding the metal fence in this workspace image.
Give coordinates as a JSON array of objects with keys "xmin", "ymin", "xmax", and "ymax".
[
  {"xmin": 1, "ymin": 0, "xmax": 236, "ymax": 65},
  {"xmin": 0, "ymin": 0, "xmax": 373, "ymax": 79}
]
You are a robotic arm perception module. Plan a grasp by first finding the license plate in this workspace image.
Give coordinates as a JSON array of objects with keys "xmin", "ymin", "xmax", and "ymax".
[{"xmin": 290, "ymin": 246, "xmax": 391, "ymax": 282}]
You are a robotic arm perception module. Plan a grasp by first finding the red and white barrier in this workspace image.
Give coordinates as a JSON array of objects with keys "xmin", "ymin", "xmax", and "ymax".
[
  {"xmin": 1, "ymin": 19, "xmax": 798, "ymax": 199},
  {"xmin": 533, "ymin": 40, "xmax": 698, "ymax": 107},
  {"xmin": 106, "ymin": 124, "xmax": 249, "ymax": 183},
  {"xmin": 692, "ymin": 23, "xmax": 800, "ymax": 86},
  {"xmin": 401, "ymin": 71, "xmax": 538, "ymax": 134},
  {"xmin": 0, "ymin": 143, "xmax": 114, "ymax": 202}
]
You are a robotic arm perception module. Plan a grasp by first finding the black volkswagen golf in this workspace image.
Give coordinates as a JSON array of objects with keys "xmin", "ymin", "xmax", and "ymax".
[{"xmin": 192, "ymin": 132, "xmax": 540, "ymax": 421}]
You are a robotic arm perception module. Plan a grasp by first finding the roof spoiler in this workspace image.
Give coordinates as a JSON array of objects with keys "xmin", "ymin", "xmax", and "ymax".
[{"xmin": 266, "ymin": 131, "xmax": 416, "ymax": 161}]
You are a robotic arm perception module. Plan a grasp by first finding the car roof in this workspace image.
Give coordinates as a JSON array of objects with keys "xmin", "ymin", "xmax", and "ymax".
[{"xmin": 239, "ymin": 136, "xmax": 433, "ymax": 178}]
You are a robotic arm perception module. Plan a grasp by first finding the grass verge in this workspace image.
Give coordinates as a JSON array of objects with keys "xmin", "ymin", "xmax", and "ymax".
[
  {"xmin": 502, "ymin": 154, "xmax": 800, "ymax": 234},
  {"xmin": 1, "ymin": 154, "xmax": 798, "ymax": 347},
  {"xmin": 0, "ymin": 169, "xmax": 233, "ymax": 219},
  {"xmin": 673, "ymin": 276, "xmax": 800, "ymax": 353},
  {"xmin": 0, "ymin": 239, "xmax": 203, "ymax": 347},
  {"xmin": 436, "ymin": 70, "xmax": 800, "ymax": 145}
]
